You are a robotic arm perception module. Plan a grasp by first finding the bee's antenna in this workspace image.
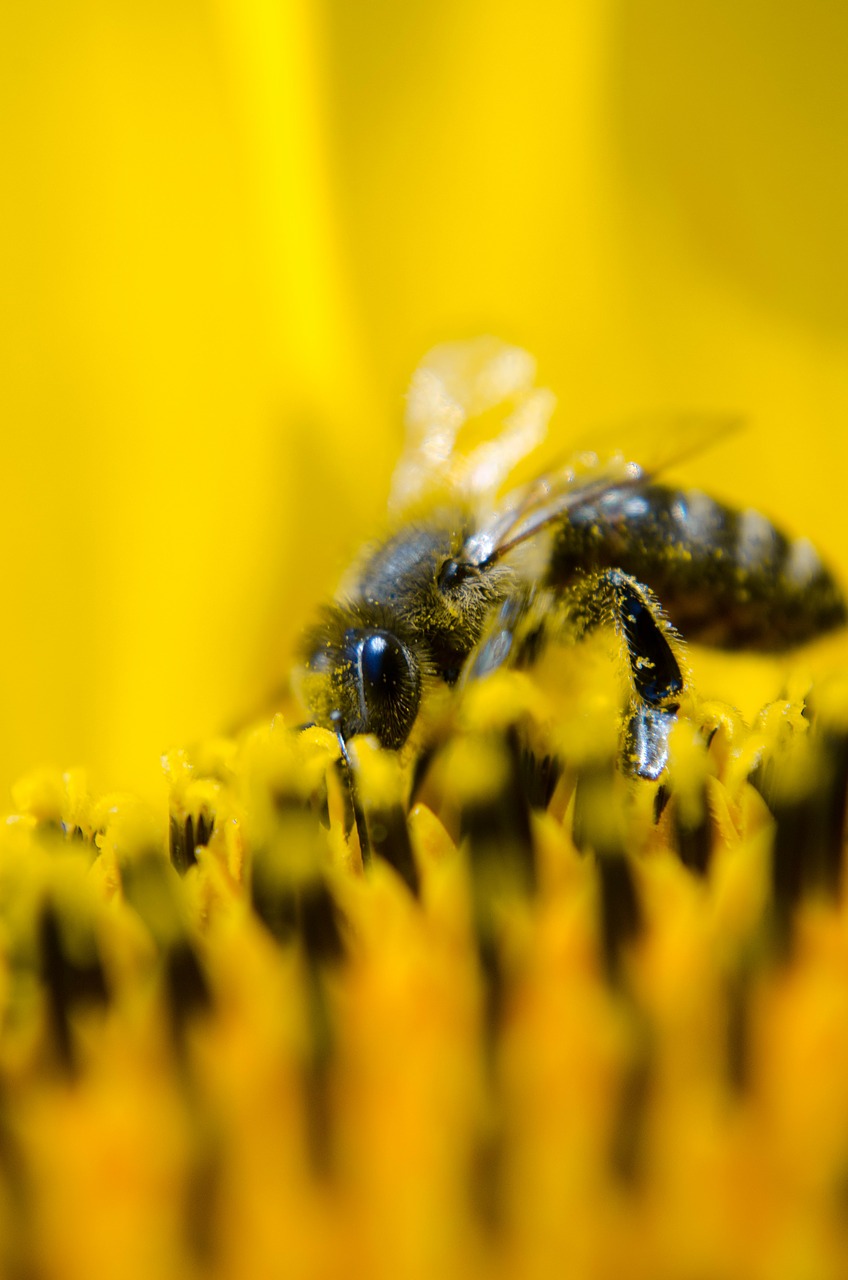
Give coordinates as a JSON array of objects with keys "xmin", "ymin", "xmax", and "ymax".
[
  {"xmin": 329, "ymin": 709, "xmax": 372, "ymax": 866},
  {"xmin": 329, "ymin": 711, "xmax": 352, "ymax": 769}
]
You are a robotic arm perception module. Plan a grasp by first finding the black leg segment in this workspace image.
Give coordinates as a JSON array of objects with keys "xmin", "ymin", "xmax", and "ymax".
[
  {"xmin": 610, "ymin": 571, "xmax": 683, "ymax": 707},
  {"xmin": 604, "ymin": 570, "xmax": 683, "ymax": 780}
]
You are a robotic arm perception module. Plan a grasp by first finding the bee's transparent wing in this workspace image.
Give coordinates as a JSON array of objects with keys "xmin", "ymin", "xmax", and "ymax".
[
  {"xmin": 390, "ymin": 338, "xmax": 557, "ymax": 513},
  {"xmin": 462, "ymin": 412, "xmax": 742, "ymax": 568},
  {"xmin": 563, "ymin": 410, "xmax": 742, "ymax": 479}
]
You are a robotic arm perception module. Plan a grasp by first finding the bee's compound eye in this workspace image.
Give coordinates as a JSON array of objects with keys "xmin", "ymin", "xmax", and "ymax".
[
  {"xmin": 348, "ymin": 629, "xmax": 420, "ymax": 750},
  {"xmin": 358, "ymin": 632, "xmax": 395, "ymax": 688}
]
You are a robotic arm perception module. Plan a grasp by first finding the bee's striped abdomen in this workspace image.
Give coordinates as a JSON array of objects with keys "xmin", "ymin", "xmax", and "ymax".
[{"xmin": 547, "ymin": 484, "xmax": 846, "ymax": 652}]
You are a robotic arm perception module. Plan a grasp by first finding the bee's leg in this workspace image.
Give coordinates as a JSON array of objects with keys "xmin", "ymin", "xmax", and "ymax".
[
  {"xmin": 464, "ymin": 589, "xmax": 540, "ymax": 682},
  {"xmin": 465, "ymin": 573, "xmax": 684, "ymax": 782},
  {"xmin": 460, "ymin": 589, "xmax": 567, "ymax": 811},
  {"xmin": 623, "ymin": 708, "xmax": 678, "ymax": 781},
  {"xmin": 538, "ymin": 568, "xmax": 685, "ymax": 779},
  {"xmin": 586, "ymin": 569, "xmax": 685, "ymax": 780}
]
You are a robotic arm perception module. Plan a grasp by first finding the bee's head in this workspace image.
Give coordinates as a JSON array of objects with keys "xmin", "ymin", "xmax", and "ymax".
[{"xmin": 297, "ymin": 608, "xmax": 423, "ymax": 751}]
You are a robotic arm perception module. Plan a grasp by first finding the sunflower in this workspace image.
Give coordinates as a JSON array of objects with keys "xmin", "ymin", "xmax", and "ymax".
[{"xmin": 2, "ymin": 4, "xmax": 848, "ymax": 1278}]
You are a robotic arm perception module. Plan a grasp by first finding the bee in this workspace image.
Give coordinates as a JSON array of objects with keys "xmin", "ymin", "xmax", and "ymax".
[{"xmin": 297, "ymin": 342, "xmax": 846, "ymax": 781}]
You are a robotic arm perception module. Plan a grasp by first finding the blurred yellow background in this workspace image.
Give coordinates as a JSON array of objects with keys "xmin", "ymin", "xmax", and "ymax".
[{"xmin": 1, "ymin": 0, "xmax": 846, "ymax": 804}]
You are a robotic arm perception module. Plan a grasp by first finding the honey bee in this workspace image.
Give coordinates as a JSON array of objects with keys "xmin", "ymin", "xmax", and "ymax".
[{"xmin": 297, "ymin": 342, "xmax": 845, "ymax": 781}]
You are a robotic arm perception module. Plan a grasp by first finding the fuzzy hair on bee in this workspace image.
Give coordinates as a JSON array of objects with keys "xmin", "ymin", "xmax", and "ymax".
[{"xmin": 296, "ymin": 339, "xmax": 846, "ymax": 780}]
